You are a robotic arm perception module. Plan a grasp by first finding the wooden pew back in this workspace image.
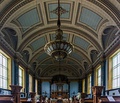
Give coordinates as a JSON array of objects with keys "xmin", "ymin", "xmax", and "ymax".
[
  {"xmin": 98, "ymin": 96, "xmax": 120, "ymax": 103},
  {"xmin": 0, "ymin": 95, "xmax": 14, "ymax": 103}
]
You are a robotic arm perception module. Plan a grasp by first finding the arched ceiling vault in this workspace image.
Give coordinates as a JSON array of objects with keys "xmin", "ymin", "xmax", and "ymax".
[{"xmin": 0, "ymin": 0, "xmax": 120, "ymax": 80}]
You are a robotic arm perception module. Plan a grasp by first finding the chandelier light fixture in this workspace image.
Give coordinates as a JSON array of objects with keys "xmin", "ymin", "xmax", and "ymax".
[{"xmin": 44, "ymin": 0, "xmax": 73, "ymax": 61}]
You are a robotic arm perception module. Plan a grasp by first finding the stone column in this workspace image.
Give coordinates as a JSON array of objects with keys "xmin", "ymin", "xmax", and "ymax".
[
  {"xmin": 100, "ymin": 55, "xmax": 106, "ymax": 95},
  {"xmin": 38, "ymin": 80, "xmax": 42, "ymax": 95},
  {"xmin": 79, "ymin": 79, "xmax": 82, "ymax": 93},
  {"xmin": 50, "ymin": 82, "xmax": 51, "ymax": 98},
  {"xmin": 13, "ymin": 58, "xmax": 19, "ymax": 85},
  {"xmin": 92, "ymin": 86, "xmax": 104, "ymax": 103},
  {"xmin": 10, "ymin": 85, "xmax": 22, "ymax": 103},
  {"xmin": 30, "ymin": 92, "xmax": 36, "ymax": 103},
  {"xmin": 33, "ymin": 75, "xmax": 35, "ymax": 92},
  {"xmin": 68, "ymin": 82, "xmax": 70, "ymax": 98},
  {"xmin": 85, "ymin": 76, "xmax": 87, "ymax": 94},
  {"xmin": 25, "ymin": 68, "xmax": 29, "ymax": 97}
]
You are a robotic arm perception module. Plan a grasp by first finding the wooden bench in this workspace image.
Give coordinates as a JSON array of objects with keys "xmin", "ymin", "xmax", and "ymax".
[
  {"xmin": 0, "ymin": 95, "xmax": 14, "ymax": 103},
  {"xmin": 84, "ymin": 98, "xmax": 93, "ymax": 103},
  {"xmin": 80, "ymin": 86, "xmax": 120, "ymax": 103},
  {"xmin": 20, "ymin": 92, "xmax": 36, "ymax": 103},
  {"xmin": 98, "ymin": 96, "xmax": 120, "ymax": 103}
]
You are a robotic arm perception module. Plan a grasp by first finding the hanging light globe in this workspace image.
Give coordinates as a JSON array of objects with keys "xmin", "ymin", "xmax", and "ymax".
[{"xmin": 44, "ymin": 29, "xmax": 73, "ymax": 61}]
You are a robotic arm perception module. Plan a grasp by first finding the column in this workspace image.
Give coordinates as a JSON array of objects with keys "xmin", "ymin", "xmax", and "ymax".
[
  {"xmin": 79, "ymin": 79, "xmax": 82, "ymax": 93},
  {"xmin": 12, "ymin": 58, "xmax": 19, "ymax": 85},
  {"xmin": 10, "ymin": 85, "xmax": 22, "ymax": 103},
  {"xmin": 38, "ymin": 80, "xmax": 42, "ymax": 95},
  {"xmin": 101, "ymin": 55, "xmax": 106, "ymax": 95},
  {"xmin": 85, "ymin": 76, "xmax": 87, "ymax": 94},
  {"xmin": 33, "ymin": 75, "xmax": 35, "ymax": 92},
  {"xmin": 91, "ymin": 68, "xmax": 94, "ymax": 86},
  {"xmin": 25, "ymin": 68, "xmax": 29, "ymax": 97},
  {"xmin": 50, "ymin": 82, "xmax": 51, "ymax": 98},
  {"xmin": 68, "ymin": 82, "xmax": 70, "ymax": 98}
]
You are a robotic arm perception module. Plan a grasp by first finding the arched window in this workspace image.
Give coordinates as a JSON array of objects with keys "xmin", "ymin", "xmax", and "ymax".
[
  {"xmin": 29, "ymin": 74, "xmax": 33, "ymax": 92},
  {"xmin": 19, "ymin": 66, "xmax": 25, "ymax": 91},
  {"xmin": 82, "ymin": 79, "xmax": 85, "ymax": 93},
  {"xmin": 108, "ymin": 49, "xmax": 120, "ymax": 89},
  {"xmin": 87, "ymin": 74, "xmax": 91, "ymax": 94},
  {"xmin": 0, "ymin": 49, "xmax": 11, "ymax": 89},
  {"xmin": 94, "ymin": 66, "xmax": 101, "ymax": 86}
]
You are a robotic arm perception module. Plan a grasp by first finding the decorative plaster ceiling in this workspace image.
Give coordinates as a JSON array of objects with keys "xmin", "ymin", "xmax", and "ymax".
[{"xmin": 0, "ymin": 0, "xmax": 120, "ymax": 80}]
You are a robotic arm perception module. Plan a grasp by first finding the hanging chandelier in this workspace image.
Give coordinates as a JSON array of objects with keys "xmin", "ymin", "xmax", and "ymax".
[{"xmin": 44, "ymin": 0, "xmax": 73, "ymax": 61}]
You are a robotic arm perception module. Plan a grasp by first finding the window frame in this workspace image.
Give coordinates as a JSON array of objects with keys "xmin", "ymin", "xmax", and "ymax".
[
  {"xmin": 108, "ymin": 49, "xmax": 120, "ymax": 89},
  {"xmin": 29, "ymin": 74, "xmax": 33, "ymax": 92},
  {"xmin": 94, "ymin": 66, "xmax": 101, "ymax": 86},
  {"xmin": 87, "ymin": 74, "xmax": 91, "ymax": 94},
  {"xmin": 82, "ymin": 79, "xmax": 85, "ymax": 93},
  {"xmin": 35, "ymin": 79, "xmax": 38, "ymax": 94},
  {"xmin": 18, "ymin": 66, "xmax": 25, "ymax": 90},
  {"xmin": 0, "ymin": 49, "xmax": 11, "ymax": 89}
]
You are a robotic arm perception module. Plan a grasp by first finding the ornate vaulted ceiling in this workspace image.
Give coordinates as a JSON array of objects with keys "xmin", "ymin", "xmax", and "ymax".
[{"xmin": 0, "ymin": 0, "xmax": 120, "ymax": 80}]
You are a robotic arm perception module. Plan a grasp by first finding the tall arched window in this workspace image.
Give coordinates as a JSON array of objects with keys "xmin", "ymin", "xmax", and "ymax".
[
  {"xmin": 87, "ymin": 74, "xmax": 91, "ymax": 94},
  {"xmin": 108, "ymin": 49, "xmax": 120, "ymax": 89},
  {"xmin": 29, "ymin": 74, "xmax": 33, "ymax": 92},
  {"xmin": 94, "ymin": 66, "xmax": 101, "ymax": 86},
  {"xmin": 0, "ymin": 49, "xmax": 11, "ymax": 89},
  {"xmin": 19, "ymin": 66, "xmax": 25, "ymax": 91},
  {"xmin": 82, "ymin": 79, "xmax": 85, "ymax": 93}
]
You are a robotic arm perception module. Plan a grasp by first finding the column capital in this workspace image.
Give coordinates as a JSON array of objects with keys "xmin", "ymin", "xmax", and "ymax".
[
  {"xmin": 92, "ymin": 86, "xmax": 104, "ymax": 96},
  {"xmin": 10, "ymin": 85, "xmax": 22, "ymax": 103},
  {"xmin": 10, "ymin": 85, "xmax": 22, "ymax": 93}
]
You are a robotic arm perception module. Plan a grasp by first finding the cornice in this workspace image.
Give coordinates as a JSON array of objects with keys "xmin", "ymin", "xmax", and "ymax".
[
  {"xmin": 88, "ymin": 0, "xmax": 120, "ymax": 28},
  {"xmin": 104, "ymin": 36, "xmax": 120, "ymax": 56},
  {"xmin": 0, "ymin": 35, "xmax": 15, "ymax": 56},
  {"xmin": 0, "ymin": 0, "xmax": 32, "ymax": 28}
]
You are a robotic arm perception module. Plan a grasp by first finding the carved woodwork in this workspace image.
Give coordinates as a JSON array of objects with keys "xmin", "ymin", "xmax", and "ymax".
[{"xmin": 9, "ymin": 85, "xmax": 22, "ymax": 103}]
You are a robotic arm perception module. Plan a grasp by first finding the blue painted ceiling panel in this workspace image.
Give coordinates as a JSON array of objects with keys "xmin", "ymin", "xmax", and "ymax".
[
  {"xmin": 80, "ymin": 8, "xmax": 102, "ymax": 30},
  {"xmin": 70, "ymin": 52, "xmax": 83, "ymax": 62},
  {"xmin": 48, "ymin": 3, "xmax": 70, "ymax": 19},
  {"xmin": 17, "ymin": 8, "xmax": 40, "ymax": 31},
  {"xmin": 74, "ymin": 36, "xmax": 90, "ymax": 51},
  {"xmin": 30, "ymin": 37, "xmax": 46, "ymax": 51},
  {"xmin": 37, "ymin": 53, "xmax": 49, "ymax": 62}
]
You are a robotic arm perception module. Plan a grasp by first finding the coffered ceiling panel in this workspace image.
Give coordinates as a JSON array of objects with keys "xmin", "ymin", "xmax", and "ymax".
[
  {"xmin": 70, "ymin": 52, "xmax": 83, "ymax": 62},
  {"xmin": 48, "ymin": 3, "xmax": 70, "ymax": 19},
  {"xmin": 74, "ymin": 36, "xmax": 90, "ymax": 51},
  {"xmin": 40, "ymin": 59, "xmax": 53, "ymax": 69},
  {"xmin": 79, "ymin": 7, "xmax": 102, "ymax": 30},
  {"xmin": 30, "ymin": 36, "xmax": 46, "ymax": 52},
  {"xmin": 17, "ymin": 8, "xmax": 40, "ymax": 31},
  {"xmin": 37, "ymin": 53, "xmax": 49, "ymax": 63},
  {"xmin": 67, "ymin": 60, "xmax": 79, "ymax": 70}
]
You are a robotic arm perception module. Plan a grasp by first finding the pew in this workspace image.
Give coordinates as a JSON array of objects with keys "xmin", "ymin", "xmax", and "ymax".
[
  {"xmin": 98, "ymin": 96, "xmax": 120, "ymax": 103},
  {"xmin": 0, "ymin": 85, "xmax": 22, "ymax": 103},
  {"xmin": 80, "ymin": 86, "xmax": 120, "ymax": 103},
  {"xmin": 0, "ymin": 95, "xmax": 14, "ymax": 103},
  {"xmin": 0, "ymin": 85, "xmax": 37, "ymax": 103},
  {"xmin": 20, "ymin": 92, "xmax": 36, "ymax": 103}
]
